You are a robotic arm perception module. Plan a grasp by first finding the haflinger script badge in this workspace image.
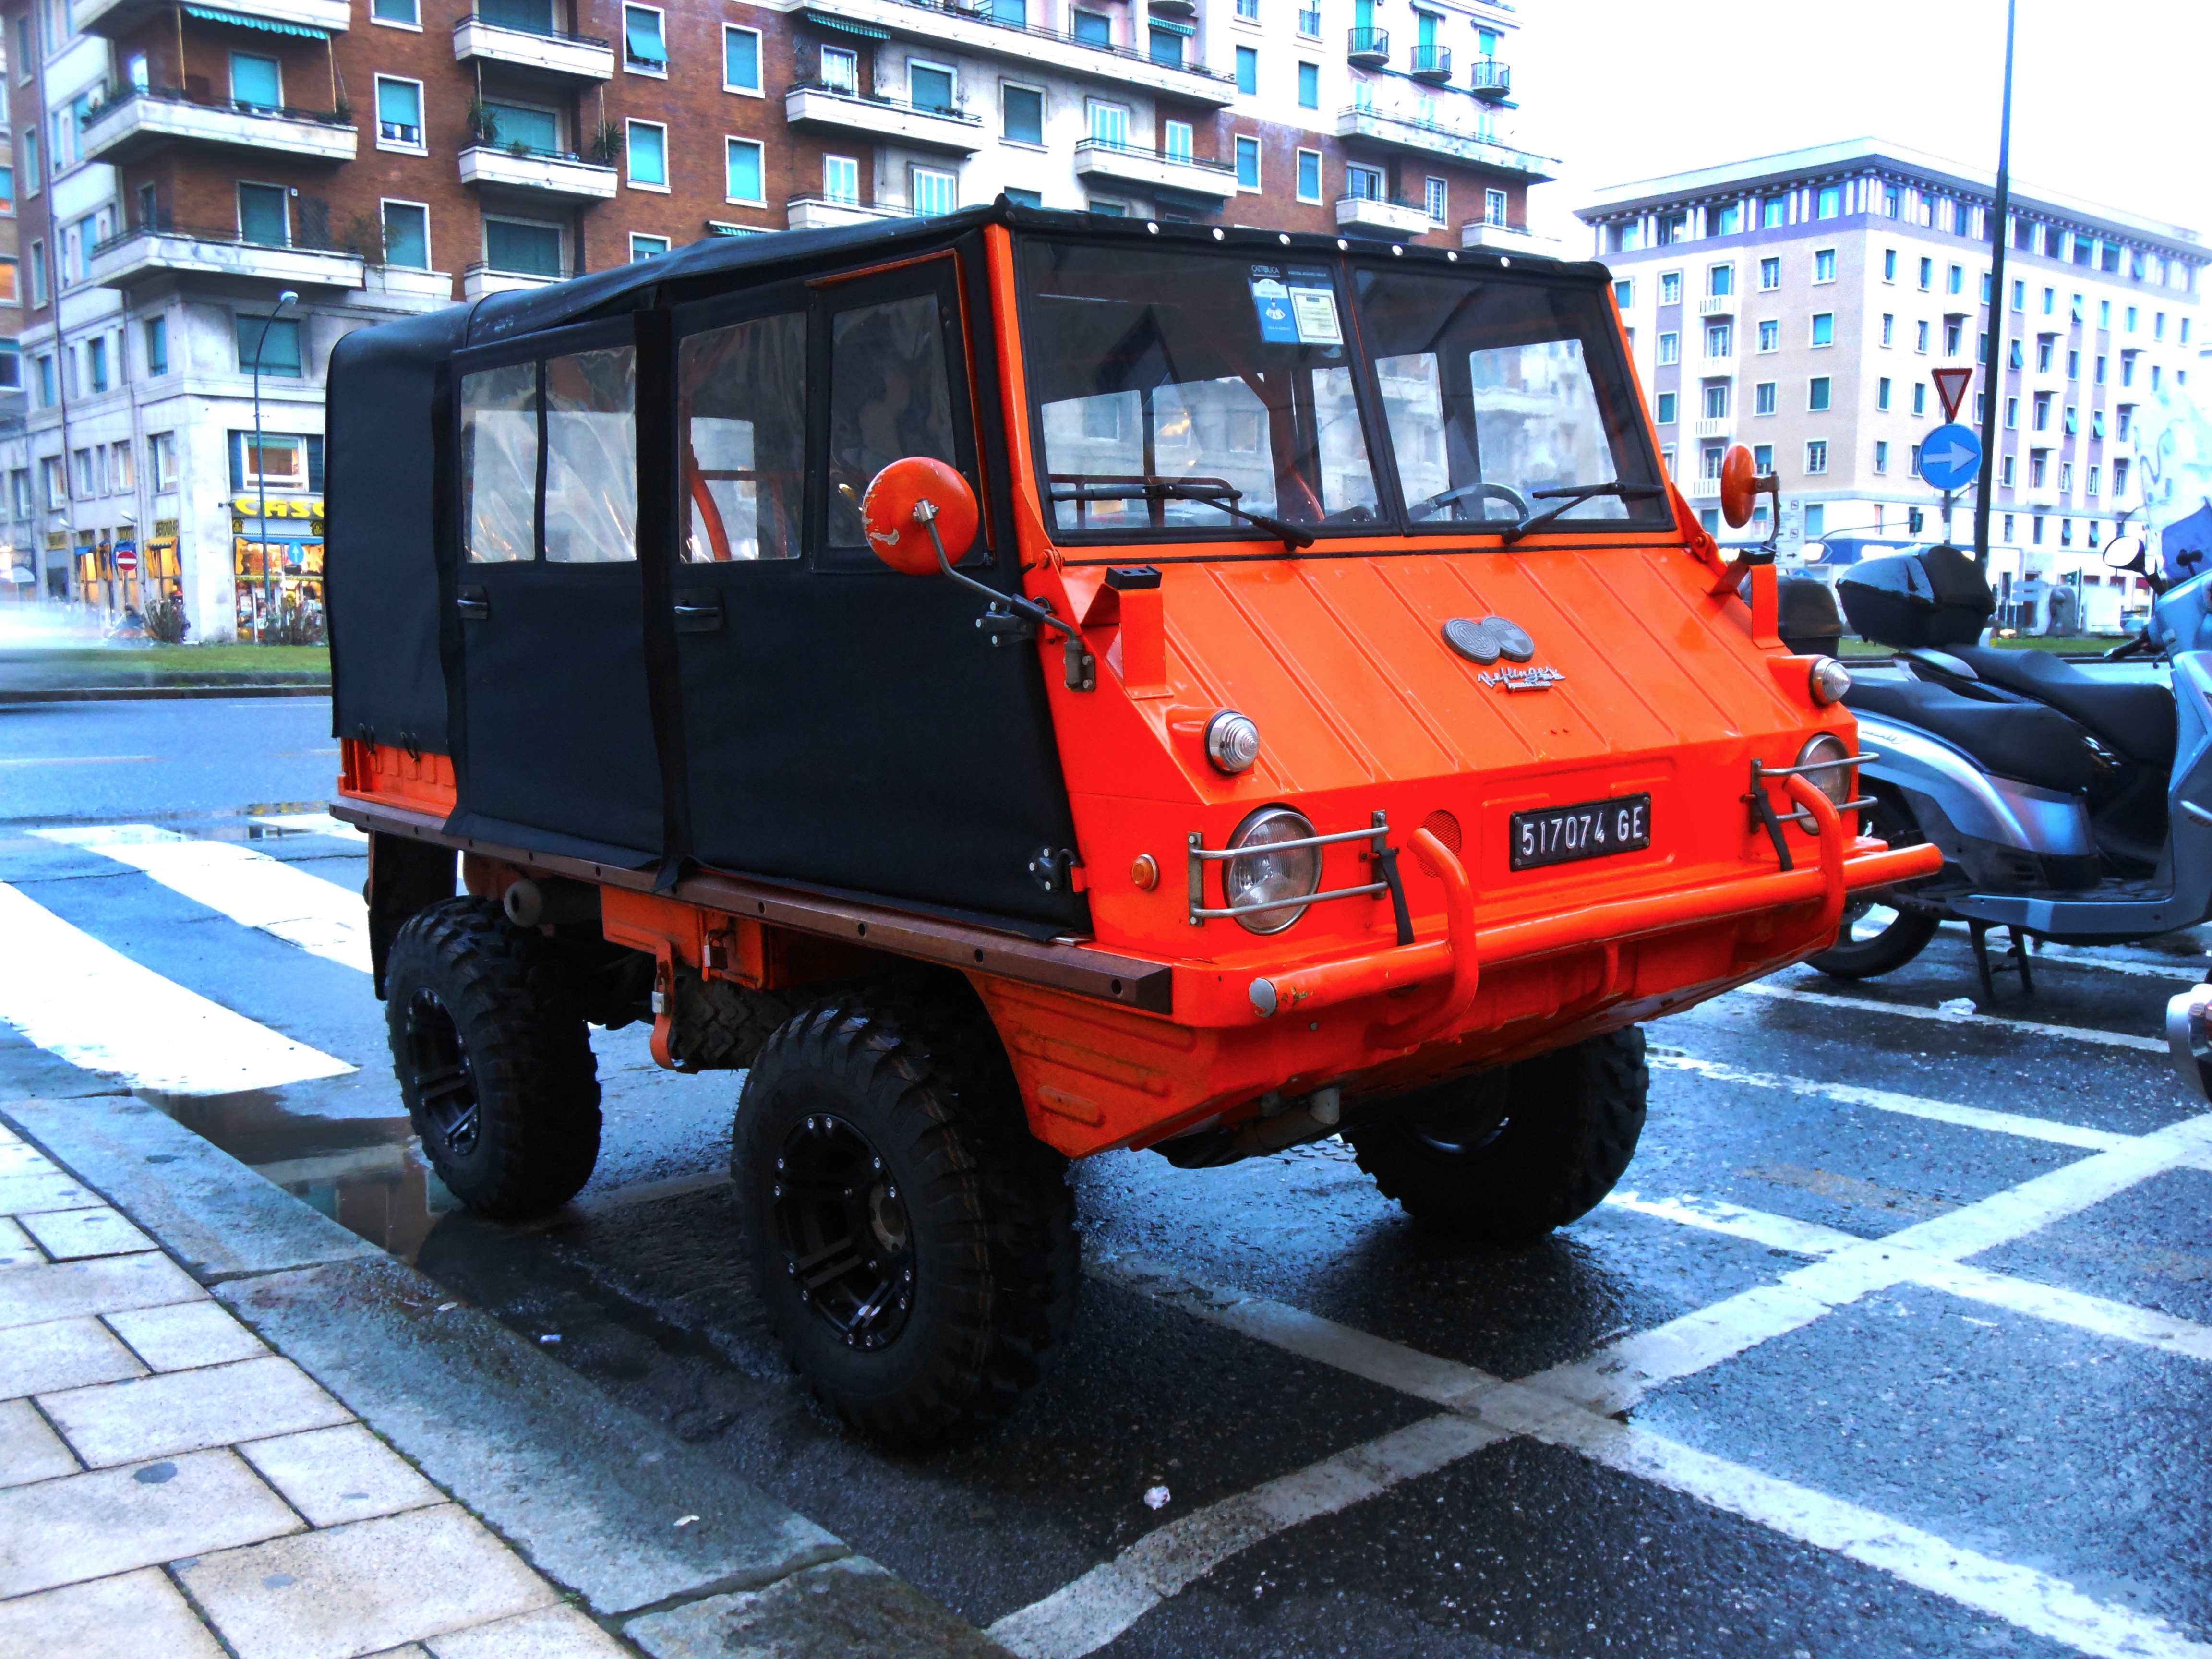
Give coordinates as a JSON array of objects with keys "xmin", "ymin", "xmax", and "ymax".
[{"xmin": 1477, "ymin": 664, "xmax": 1567, "ymax": 693}]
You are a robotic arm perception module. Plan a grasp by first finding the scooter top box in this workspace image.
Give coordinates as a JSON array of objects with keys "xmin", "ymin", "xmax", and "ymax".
[{"xmin": 1839, "ymin": 544, "xmax": 1997, "ymax": 649}]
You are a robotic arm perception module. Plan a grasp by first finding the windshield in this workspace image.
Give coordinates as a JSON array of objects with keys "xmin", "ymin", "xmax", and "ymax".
[
  {"xmin": 1020, "ymin": 241, "xmax": 1383, "ymax": 539},
  {"xmin": 1352, "ymin": 265, "xmax": 1669, "ymax": 532}
]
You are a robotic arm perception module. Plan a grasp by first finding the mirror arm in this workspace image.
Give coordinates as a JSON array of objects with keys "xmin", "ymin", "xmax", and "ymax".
[{"xmin": 914, "ymin": 499, "xmax": 1078, "ymax": 643}]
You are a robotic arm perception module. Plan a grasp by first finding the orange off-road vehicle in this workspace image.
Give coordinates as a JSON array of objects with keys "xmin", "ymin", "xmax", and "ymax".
[{"xmin": 325, "ymin": 202, "xmax": 1936, "ymax": 1443}]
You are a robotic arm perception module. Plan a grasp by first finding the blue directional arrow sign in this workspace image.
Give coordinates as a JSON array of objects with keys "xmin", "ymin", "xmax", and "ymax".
[{"xmin": 1920, "ymin": 422, "xmax": 1983, "ymax": 491}]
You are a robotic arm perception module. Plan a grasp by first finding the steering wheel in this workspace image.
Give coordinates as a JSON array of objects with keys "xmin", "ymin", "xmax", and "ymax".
[
  {"xmin": 1319, "ymin": 502, "xmax": 1379, "ymax": 526},
  {"xmin": 1409, "ymin": 481, "xmax": 1529, "ymax": 523}
]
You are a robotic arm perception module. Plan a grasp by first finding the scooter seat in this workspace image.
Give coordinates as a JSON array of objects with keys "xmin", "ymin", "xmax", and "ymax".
[
  {"xmin": 1948, "ymin": 646, "xmax": 2176, "ymax": 768},
  {"xmin": 1843, "ymin": 676, "xmax": 2098, "ymax": 795}
]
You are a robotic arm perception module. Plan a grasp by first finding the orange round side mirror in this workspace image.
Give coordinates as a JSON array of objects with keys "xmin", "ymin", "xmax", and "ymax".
[
  {"xmin": 860, "ymin": 457, "xmax": 979, "ymax": 576},
  {"xmin": 1719, "ymin": 444, "xmax": 1761, "ymax": 529}
]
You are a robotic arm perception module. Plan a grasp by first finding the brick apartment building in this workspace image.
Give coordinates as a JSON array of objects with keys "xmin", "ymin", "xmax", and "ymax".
[{"xmin": 0, "ymin": 0, "xmax": 1551, "ymax": 638}]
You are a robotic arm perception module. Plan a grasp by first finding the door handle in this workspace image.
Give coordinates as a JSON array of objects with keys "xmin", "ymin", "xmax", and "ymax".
[
  {"xmin": 457, "ymin": 587, "xmax": 489, "ymax": 622},
  {"xmin": 673, "ymin": 589, "xmax": 722, "ymax": 634}
]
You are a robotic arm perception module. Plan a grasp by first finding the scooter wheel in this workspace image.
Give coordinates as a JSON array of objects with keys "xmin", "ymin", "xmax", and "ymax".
[{"xmin": 1807, "ymin": 899, "xmax": 1940, "ymax": 979}]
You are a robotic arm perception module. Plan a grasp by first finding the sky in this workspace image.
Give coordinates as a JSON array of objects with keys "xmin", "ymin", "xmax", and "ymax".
[{"xmin": 1511, "ymin": 0, "xmax": 2212, "ymax": 253}]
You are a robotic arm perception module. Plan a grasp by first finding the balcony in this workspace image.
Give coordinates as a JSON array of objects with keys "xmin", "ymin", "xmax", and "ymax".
[
  {"xmin": 785, "ymin": 80, "xmax": 985, "ymax": 155},
  {"xmin": 1073, "ymin": 137, "xmax": 1238, "ymax": 203},
  {"xmin": 357, "ymin": 264, "xmax": 455, "ymax": 312},
  {"xmin": 790, "ymin": 0, "xmax": 1235, "ymax": 106},
  {"xmin": 1693, "ymin": 418, "xmax": 1733, "ymax": 439},
  {"xmin": 458, "ymin": 143, "xmax": 617, "ymax": 201},
  {"xmin": 75, "ymin": 0, "xmax": 348, "ymax": 38},
  {"xmin": 463, "ymin": 262, "xmax": 566, "ymax": 299},
  {"xmin": 786, "ymin": 195, "xmax": 915, "ymax": 232},
  {"xmin": 1686, "ymin": 477, "xmax": 1722, "ymax": 500},
  {"xmin": 1408, "ymin": 44, "xmax": 1450, "ymax": 83},
  {"xmin": 80, "ymin": 88, "xmax": 357, "ymax": 168},
  {"xmin": 453, "ymin": 15, "xmax": 614, "ymax": 82},
  {"xmin": 1347, "ymin": 26, "xmax": 1388, "ymax": 66},
  {"xmin": 1469, "ymin": 57, "xmax": 1511, "ymax": 101},
  {"xmin": 88, "ymin": 221, "xmax": 364, "ymax": 291},
  {"xmin": 1336, "ymin": 193, "xmax": 1434, "ymax": 240},
  {"xmin": 1696, "ymin": 295, "xmax": 1734, "ymax": 317},
  {"xmin": 1146, "ymin": 0, "xmax": 1196, "ymax": 13},
  {"xmin": 1458, "ymin": 218, "xmax": 1560, "ymax": 255},
  {"xmin": 1337, "ymin": 106, "xmax": 1555, "ymax": 180}
]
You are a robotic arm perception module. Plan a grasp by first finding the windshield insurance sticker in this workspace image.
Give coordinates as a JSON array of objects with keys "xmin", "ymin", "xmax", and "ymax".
[{"xmin": 1250, "ymin": 265, "xmax": 1343, "ymax": 346}]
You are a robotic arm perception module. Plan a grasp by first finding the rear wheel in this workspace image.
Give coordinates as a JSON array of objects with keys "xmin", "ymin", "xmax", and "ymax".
[
  {"xmin": 733, "ymin": 988, "xmax": 1078, "ymax": 1445},
  {"xmin": 384, "ymin": 898, "xmax": 601, "ymax": 1220},
  {"xmin": 1346, "ymin": 1027, "xmax": 1647, "ymax": 1245},
  {"xmin": 1808, "ymin": 797, "xmax": 1939, "ymax": 979}
]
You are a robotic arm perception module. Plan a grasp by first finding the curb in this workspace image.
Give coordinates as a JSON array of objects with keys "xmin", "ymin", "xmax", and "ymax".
[
  {"xmin": 0, "ymin": 1094, "xmax": 1012, "ymax": 1658},
  {"xmin": 0, "ymin": 684, "xmax": 331, "ymax": 703}
]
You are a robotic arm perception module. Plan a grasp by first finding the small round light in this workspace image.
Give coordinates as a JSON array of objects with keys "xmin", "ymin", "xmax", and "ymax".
[
  {"xmin": 1224, "ymin": 806, "xmax": 1321, "ymax": 934},
  {"xmin": 1447, "ymin": 250, "xmax": 1459, "ymax": 261},
  {"xmin": 1795, "ymin": 732, "xmax": 1854, "ymax": 808},
  {"xmin": 1212, "ymin": 227, "xmax": 1225, "ymax": 241},
  {"xmin": 1500, "ymin": 256, "xmax": 1512, "ymax": 268},
  {"xmin": 1391, "ymin": 244, "xmax": 1403, "ymax": 256},
  {"xmin": 1279, "ymin": 232, "xmax": 1291, "ymax": 246},
  {"xmin": 1808, "ymin": 656, "xmax": 1851, "ymax": 706},
  {"xmin": 1131, "ymin": 854, "xmax": 1159, "ymax": 890},
  {"xmin": 1336, "ymin": 238, "xmax": 1349, "ymax": 251},
  {"xmin": 1147, "ymin": 221, "xmax": 1159, "ymax": 234},
  {"xmin": 1205, "ymin": 709, "xmax": 1262, "ymax": 774}
]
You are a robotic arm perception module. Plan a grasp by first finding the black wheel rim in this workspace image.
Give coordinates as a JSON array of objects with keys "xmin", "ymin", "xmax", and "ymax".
[
  {"xmin": 1406, "ymin": 1085, "xmax": 1511, "ymax": 1156},
  {"xmin": 404, "ymin": 988, "xmax": 481, "ymax": 1157},
  {"xmin": 770, "ymin": 1113, "xmax": 915, "ymax": 1349}
]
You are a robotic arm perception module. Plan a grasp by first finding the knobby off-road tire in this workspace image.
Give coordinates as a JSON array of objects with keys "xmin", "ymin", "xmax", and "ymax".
[
  {"xmin": 1347, "ymin": 1026, "xmax": 1648, "ymax": 1245},
  {"xmin": 733, "ymin": 989, "xmax": 1079, "ymax": 1445},
  {"xmin": 384, "ymin": 898, "xmax": 601, "ymax": 1220}
]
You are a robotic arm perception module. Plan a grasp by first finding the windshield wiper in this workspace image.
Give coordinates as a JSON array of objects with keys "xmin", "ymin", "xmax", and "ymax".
[
  {"xmin": 1499, "ymin": 481, "xmax": 1669, "ymax": 544},
  {"xmin": 1050, "ymin": 478, "xmax": 1315, "ymax": 551}
]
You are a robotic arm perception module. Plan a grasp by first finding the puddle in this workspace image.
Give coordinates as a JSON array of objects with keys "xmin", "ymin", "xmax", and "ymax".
[{"xmin": 135, "ymin": 1085, "xmax": 457, "ymax": 1262}]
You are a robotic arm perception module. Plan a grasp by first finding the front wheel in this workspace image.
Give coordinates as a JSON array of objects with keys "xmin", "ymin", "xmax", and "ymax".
[
  {"xmin": 733, "ymin": 989, "xmax": 1078, "ymax": 1445},
  {"xmin": 1806, "ymin": 897, "xmax": 1941, "ymax": 979},
  {"xmin": 1346, "ymin": 1026, "xmax": 1648, "ymax": 1244}
]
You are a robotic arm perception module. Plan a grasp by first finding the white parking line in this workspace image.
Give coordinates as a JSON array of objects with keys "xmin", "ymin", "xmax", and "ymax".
[
  {"xmin": 0, "ymin": 880, "xmax": 355, "ymax": 1094},
  {"xmin": 251, "ymin": 812, "xmax": 368, "ymax": 844},
  {"xmin": 1649, "ymin": 1052, "xmax": 2136, "ymax": 1151},
  {"xmin": 1604, "ymin": 1190, "xmax": 1854, "ymax": 1257},
  {"xmin": 987, "ymin": 1414, "xmax": 1506, "ymax": 1659},
  {"xmin": 1725, "ymin": 981, "xmax": 2171, "ymax": 1054},
  {"xmin": 34, "ymin": 824, "xmax": 370, "ymax": 974}
]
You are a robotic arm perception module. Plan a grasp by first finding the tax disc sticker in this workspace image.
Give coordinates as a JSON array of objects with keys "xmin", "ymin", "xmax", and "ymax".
[{"xmin": 1249, "ymin": 266, "xmax": 1298, "ymax": 342}]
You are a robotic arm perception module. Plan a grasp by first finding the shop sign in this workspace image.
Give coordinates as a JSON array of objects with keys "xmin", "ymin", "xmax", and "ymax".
[
  {"xmin": 232, "ymin": 496, "xmax": 323, "ymax": 520},
  {"xmin": 155, "ymin": 518, "xmax": 180, "ymax": 538}
]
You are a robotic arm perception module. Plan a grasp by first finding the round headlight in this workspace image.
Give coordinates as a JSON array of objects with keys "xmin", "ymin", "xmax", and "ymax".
[
  {"xmin": 1795, "ymin": 732, "xmax": 1854, "ymax": 809},
  {"xmin": 1223, "ymin": 805, "xmax": 1321, "ymax": 934},
  {"xmin": 1808, "ymin": 656, "xmax": 1851, "ymax": 706},
  {"xmin": 1206, "ymin": 710, "xmax": 1262, "ymax": 775}
]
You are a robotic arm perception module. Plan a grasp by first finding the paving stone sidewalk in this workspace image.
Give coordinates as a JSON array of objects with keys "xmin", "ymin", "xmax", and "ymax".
[{"xmin": 0, "ymin": 1099, "xmax": 1010, "ymax": 1659}]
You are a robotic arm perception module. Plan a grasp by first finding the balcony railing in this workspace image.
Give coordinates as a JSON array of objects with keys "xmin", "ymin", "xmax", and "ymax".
[
  {"xmin": 466, "ymin": 258, "xmax": 569, "ymax": 281},
  {"xmin": 1469, "ymin": 56, "xmax": 1511, "ymax": 99},
  {"xmin": 805, "ymin": 0, "xmax": 1234, "ymax": 89},
  {"xmin": 91, "ymin": 217, "xmax": 361, "ymax": 262},
  {"xmin": 455, "ymin": 12, "xmax": 608, "ymax": 48},
  {"xmin": 452, "ymin": 11, "xmax": 614, "ymax": 79},
  {"xmin": 1073, "ymin": 135, "xmax": 1236, "ymax": 175},
  {"xmin": 1073, "ymin": 135, "xmax": 1238, "ymax": 199},
  {"xmin": 1346, "ymin": 25, "xmax": 1388, "ymax": 64},
  {"xmin": 788, "ymin": 76, "xmax": 982, "ymax": 125},
  {"xmin": 1336, "ymin": 104, "xmax": 1554, "ymax": 179},
  {"xmin": 1408, "ymin": 43, "xmax": 1450, "ymax": 81},
  {"xmin": 84, "ymin": 84, "xmax": 350, "ymax": 134}
]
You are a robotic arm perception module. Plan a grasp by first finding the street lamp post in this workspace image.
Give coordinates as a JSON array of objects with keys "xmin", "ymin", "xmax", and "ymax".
[
  {"xmin": 252, "ymin": 289, "xmax": 299, "ymax": 644},
  {"xmin": 1971, "ymin": 0, "xmax": 2018, "ymax": 573}
]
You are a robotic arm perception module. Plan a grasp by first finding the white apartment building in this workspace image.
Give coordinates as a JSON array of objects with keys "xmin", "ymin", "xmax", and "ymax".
[{"xmin": 1577, "ymin": 139, "xmax": 2205, "ymax": 628}]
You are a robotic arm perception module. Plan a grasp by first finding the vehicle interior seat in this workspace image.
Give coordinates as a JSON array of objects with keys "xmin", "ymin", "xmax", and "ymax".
[
  {"xmin": 1843, "ymin": 676, "xmax": 2099, "ymax": 795},
  {"xmin": 1947, "ymin": 646, "xmax": 2178, "ymax": 768}
]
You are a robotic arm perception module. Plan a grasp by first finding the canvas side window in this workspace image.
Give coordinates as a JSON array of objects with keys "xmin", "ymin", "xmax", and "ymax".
[
  {"xmin": 679, "ymin": 312, "xmax": 806, "ymax": 562},
  {"xmin": 462, "ymin": 361, "xmax": 538, "ymax": 563},
  {"xmin": 542, "ymin": 346, "xmax": 637, "ymax": 563},
  {"xmin": 825, "ymin": 296, "xmax": 959, "ymax": 547}
]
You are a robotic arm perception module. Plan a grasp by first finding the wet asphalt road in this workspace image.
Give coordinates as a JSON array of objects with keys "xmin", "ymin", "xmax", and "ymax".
[{"xmin": 5, "ymin": 698, "xmax": 2212, "ymax": 1658}]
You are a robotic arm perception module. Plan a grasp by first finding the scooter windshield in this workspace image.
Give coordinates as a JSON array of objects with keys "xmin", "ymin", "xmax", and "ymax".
[{"xmin": 1019, "ymin": 240, "xmax": 1384, "ymax": 541}]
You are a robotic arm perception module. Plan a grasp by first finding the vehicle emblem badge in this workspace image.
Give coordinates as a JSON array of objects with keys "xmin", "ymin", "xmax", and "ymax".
[
  {"xmin": 1477, "ymin": 664, "xmax": 1567, "ymax": 692},
  {"xmin": 1443, "ymin": 615, "xmax": 1537, "ymax": 665}
]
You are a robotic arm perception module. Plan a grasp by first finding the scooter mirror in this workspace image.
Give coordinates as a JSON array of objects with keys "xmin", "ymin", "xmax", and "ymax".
[
  {"xmin": 2102, "ymin": 534, "xmax": 2147, "ymax": 573},
  {"xmin": 860, "ymin": 457, "xmax": 980, "ymax": 577}
]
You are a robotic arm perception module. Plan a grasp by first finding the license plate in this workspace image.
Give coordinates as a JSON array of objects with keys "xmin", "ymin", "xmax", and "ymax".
[{"xmin": 1510, "ymin": 794, "xmax": 1652, "ymax": 871}]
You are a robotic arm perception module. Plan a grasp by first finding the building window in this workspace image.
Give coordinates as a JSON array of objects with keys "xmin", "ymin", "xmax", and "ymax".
[
  {"xmin": 1750, "ymin": 319, "xmax": 1775, "ymax": 354},
  {"xmin": 819, "ymin": 45, "xmax": 857, "ymax": 93},
  {"xmin": 1999, "ymin": 455, "xmax": 2015, "ymax": 485},
  {"xmin": 1147, "ymin": 24, "xmax": 1184, "ymax": 66},
  {"xmin": 1485, "ymin": 187, "xmax": 1506, "ymax": 227},
  {"xmin": 1809, "ymin": 249, "xmax": 1835, "ymax": 284},
  {"xmin": 1298, "ymin": 3, "xmax": 1319, "ymax": 35},
  {"xmin": 484, "ymin": 216, "xmax": 562, "ymax": 276},
  {"xmin": 1805, "ymin": 440, "xmax": 1828, "ymax": 474},
  {"xmin": 725, "ymin": 138, "xmax": 764, "ymax": 204},
  {"xmin": 1761, "ymin": 197, "xmax": 1784, "ymax": 228},
  {"xmin": 910, "ymin": 60, "xmax": 957, "ymax": 114},
  {"xmin": 1874, "ymin": 440, "xmax": 1889, "ymax": 474},
  {"xmin": 1004, "ymin": 84, "xmax": 1043, "ymax": 144},
  {"xmin": 1655, "ymin": 391, "xmax": 1676, "ymax": 425},
  {"xmin": 1912, "ymin": 383, "xmax": 1927, "ymax": 416},
  {"xmin": 1235, "ymin": 44, "xmax": 1256, "ymax": 95},
  {"xmin": 1705, "ymin": 323, "xmax": 1731, "ymax": 357},
  {"xmin": 1004, "ymin": 187, "xmax": 1042, "ymax": 207},
  {"xmin": 372, "ymin": 0, "xmax": 419, "ymax": 24},
  {"xmin": 143, "ymin": 313, "xmax": 167, "ymax": 375},
  {"xmin": 1659, "ymin": 271, "xmax": 1681, "ymax": 305},
  {"xmin": 1815, "ymin": 185, "xmax": 1839, "ymax": 218},
  {"xmin": 236, "ymin": 183, "xmax": 288, "ymax": 248},
  {"xmin": 1915, "ymin": 320, "xmax": 1930, "ymax": 354},
  {"xmin": 1707, "ymin": 264, "xmax": 1733, "ymax": 298},
  {"xmin": 1804, "ymin": 504, "xmax": 1826, "ymax": 538},
  {"xmin": 85, "ymin": 336, "xmax": 107, "ymax": 394},
  {"xmin": 1297, "ymin": 61, "xmax": 1318, "ymax": 108},
  {"xmin": 229, "ymin": 432, "xmax": 317, "ymax": 492},
  {"xmin": 1702, "ymin": 383, "xmax": 1728, "ymax": 419},
  {"xmin": 2115, "ymin": 458, "xmax": 2130, "ymax": 493},
  {"xmin": 1072, "ymin": 8, "xmax": 1110, "ymax": 44},
  {"xmin": 381, "ymin": 200, "xmax": 429, "ymax": 269},
  {"xmin": 1612, "ymin": 278, "xmax": 1632, "ymax": 309},
  {"xmin": 1657, "ymin": 331, "xmax": 1679, "ymax": 366},
  {"xmin": 723, "ymin": 25, "xmax": 761, "ymax": 92},
  {"xmin": 624, "ymin": 4, "xmax": 666, "ymax": 72},
  {"xmin": 1808, "ymin": 376, "xmax": 1830, "ymax": 411},
  {"xmin": 374, "ymin": 76, "xmax": 422, "ymax": 148},
  {"xmin": 1086, "ymin": 98, "xmax": 1128, "ymax": 145},
  {"xmin": 1945, "ymin": 319, "xmax": 1963, "ymax": 356},
  {"xmin": 913, "ymin": 166, "xmax": 957, "ymax": 216},
  {"xmin": 236, "ymin": 314, "xmax": 302, "ymax": 378},
  {"xmin": 1345, "ymin": 163, "xmax": 1382, "ymax": 202},
  {"xmin": 230, "ymin": 50, "xmax": 281, "ymax": 109},
  {"xmin": 20, "ymin": 130, "xmax": 35, "ymax": 198},
  {"xmin": 2030, "ymin": 452, "xmax": 2046, "ymax": 486},
  {"xmin": 1164, "ymin": 119, "xmax": 1193, "ymax": 161},
  {"xmin": 1877, "ymin": 376, "xmax": 1895, "ymax": 411},
  {"xmin": 1295, "ymin": 147, "xmax": 1320, "ymax": 203},
  {"xmin": 817, "ymin": 155, "xmax": 859, "ymax": 205},
  {"xmin": 1235, "ymin": 134, "xmax": 1260, "ymax": 190},
  {"xmin": 627, "ymin": 120, "xmax": 668, "ymax": 190},
  {"xmin": 1426, "ymin": 178, "xmax": 1447, "ymax": 224},
  {"xmin": 0, "ymin": 257, "xmax": 14, "ymax": 305},
  {"xmin": 1810, "ymin": 313, "xmax": 1833, "ymax": 347},
  {"xmin": 35, "ymin": 355, "xmax": 52, "ymax": 408},
  {"xmin": 1917, "ymin": 256, "xmax": 1932, "ymax": 289},
  {"xmin": 1754, "ymin": 381, "xmax": 1776, "ymax": 415},
  {"xmin": 630, "ymin": 233, "xmax": 671, "ymax": 261},
  {"xmin": 1759, "ymin": 256, "xmax": 1779, "ymax": 290},
  {"xmin": 1236, "ymin": 0, "xmax": 1259, "ymax": 16},
  {"xmin": 1715, "ymin": 203, "xmax": 1740, "ymax": 235},
  {"xmin": 109, "ymin": 441, "xmax": 132, "ymax": 492}
]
